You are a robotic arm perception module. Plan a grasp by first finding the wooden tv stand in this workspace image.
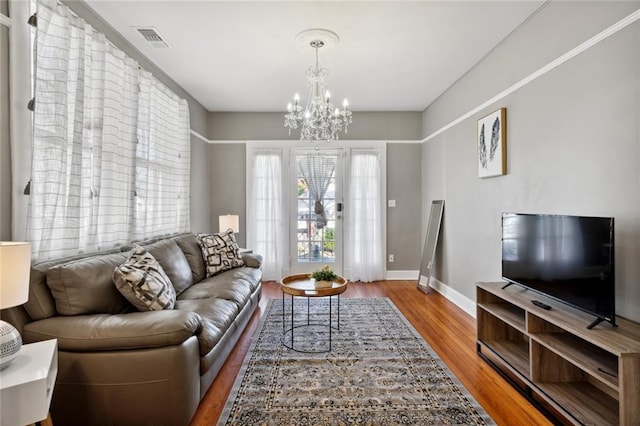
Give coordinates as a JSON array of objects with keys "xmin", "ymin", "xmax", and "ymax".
[{"xmin": 476, "ymin": 282, "xmax": 640, "ymax": 425}]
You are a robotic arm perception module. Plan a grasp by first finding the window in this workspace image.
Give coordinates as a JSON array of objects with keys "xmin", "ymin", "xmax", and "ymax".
[{"xmin": 26, "ymin": 0, "xmax": 190, "ymax": 262}]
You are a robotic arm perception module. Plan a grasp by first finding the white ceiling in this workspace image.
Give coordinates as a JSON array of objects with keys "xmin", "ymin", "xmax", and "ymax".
[{"xmin": 84, "ymin": 1, "xmax": 545, "ymax": 112}]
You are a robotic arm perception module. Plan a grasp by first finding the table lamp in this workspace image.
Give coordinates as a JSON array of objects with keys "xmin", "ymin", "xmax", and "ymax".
[
  {"xmin": 219, "ymin": 214, "xmax": 240, "ymax": 234},
  {"xmin": 0, "ymin": 242, "xmax": 31, "ymax": 370}
]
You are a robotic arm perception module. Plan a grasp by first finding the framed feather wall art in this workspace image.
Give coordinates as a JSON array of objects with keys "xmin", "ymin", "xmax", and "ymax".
[{"xmin": 477, "ymin": 108, "xmax": 506, "ymax": 178}]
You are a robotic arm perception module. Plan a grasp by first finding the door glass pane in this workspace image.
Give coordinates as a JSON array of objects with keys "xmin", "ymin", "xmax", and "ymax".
[
  {"xmin": 296, "ymin": 154, "xmax": 337, "ymax": 263},
  {"xmin": 297, "ymin": 241, "xmax": 309, "ymax": 261}
]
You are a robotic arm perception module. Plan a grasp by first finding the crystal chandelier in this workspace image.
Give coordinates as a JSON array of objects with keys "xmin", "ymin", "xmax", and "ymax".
[{"xmin": 284, "ymin": 29, "xmax": 352, "ymax": 144}]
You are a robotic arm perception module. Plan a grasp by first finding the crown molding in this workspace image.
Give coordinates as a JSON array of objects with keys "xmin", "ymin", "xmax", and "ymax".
[
  {"xmin": 190, "ymin": 130, "xmax": 421, "ymax": 145},
  {"xmin": 422, "ymin": 7, "xmax": 640, "ymax": 144}
]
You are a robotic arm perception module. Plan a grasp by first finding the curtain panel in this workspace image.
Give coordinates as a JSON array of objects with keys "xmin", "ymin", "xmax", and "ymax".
[
  {"xmin": 347, "ymin": 149, "xmax": 384, "ymax": 282},
  {"xmin": 247, "ymin": 149, "xmax": 284, "ymax": 280},
  {"xmin": 135, "ymin": 72, "xmax": 190, "ymax": 240},
  {"xmin": 27, "ymin": 0, "xmax": 190, "ymax": 262},
  {"xmin": 298, "ymin": 155, "xmax": 336, "ymax": 229}
]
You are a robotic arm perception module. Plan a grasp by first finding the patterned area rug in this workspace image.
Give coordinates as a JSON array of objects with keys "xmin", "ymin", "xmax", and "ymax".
[{"xmin": 218, "ymin": 297, "xmax": 494, "ymax": 425}]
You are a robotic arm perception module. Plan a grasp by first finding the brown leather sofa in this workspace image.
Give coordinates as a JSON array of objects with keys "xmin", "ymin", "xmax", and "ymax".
[{"xmin": 1, "ymin": 233, "xmax": 262, "ymax": 425}]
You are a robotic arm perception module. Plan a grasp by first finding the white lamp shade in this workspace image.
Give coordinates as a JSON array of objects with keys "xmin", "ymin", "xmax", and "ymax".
[
  {"xmin": 219, "ymin": 215, "xmax": 240, "ymax": 233},
  {"xmin": 0, "ymin": 242, "xmax": 31, "ymax": 310}
]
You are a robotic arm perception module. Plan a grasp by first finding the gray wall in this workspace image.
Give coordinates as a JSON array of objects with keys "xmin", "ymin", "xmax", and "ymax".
[
  {"xmin": 423, "ymin": 1, "xmax": 639, "ymax": 136},
  {"xmin": 1, "ymin": 0, "xmax": 9, "ymax": 240},
  {"xmin": 207, "ymin": 111, "xmax": 423, "ymax": 270},
  {"xmin": 210, "ymin": 111, "xmax": 422, "ymax": 141},
  {"xmin": 208, "ymin": 144, "xmax": 247, "ymax": 247},
  {"xmin": 387, "ymin": 144, "xmax": 422, "ymax": 270},
  {"xmin": 189, "ymin": 135, "xmax": 213, "ymax": 234},
  {"xmin": 421, "ymin": 1, "xmax": 640, "ymax": 323}
]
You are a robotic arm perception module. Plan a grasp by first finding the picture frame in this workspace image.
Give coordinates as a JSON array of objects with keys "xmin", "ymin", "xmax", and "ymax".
[{"xmin": 477, "ymin": 108, "xmax": 506, "ymax": 178}]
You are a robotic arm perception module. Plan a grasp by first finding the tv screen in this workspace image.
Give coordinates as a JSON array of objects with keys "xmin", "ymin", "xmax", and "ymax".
[{"xmin": 502, "ymin": 213, "xmax": 615, "ymax": 328}]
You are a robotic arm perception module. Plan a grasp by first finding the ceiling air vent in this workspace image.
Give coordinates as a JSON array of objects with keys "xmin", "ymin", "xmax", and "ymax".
[{"xmin": 134, "ymin": 27, "xmax": 170, "ymax": 48}]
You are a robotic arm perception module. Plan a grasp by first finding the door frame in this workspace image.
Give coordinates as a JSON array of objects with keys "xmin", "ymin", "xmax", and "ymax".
[
  {"xmin": 246, "ymin": 140, "xmax": 388, "ymax": 280},
  {"xmin": 289, "ymin": 147, "xmax": 344, "ymax": 275}
]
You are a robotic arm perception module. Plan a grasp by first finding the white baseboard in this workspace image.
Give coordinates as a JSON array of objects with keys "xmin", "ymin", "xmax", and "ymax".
[
  {"xmin": 428, "ymin": 277, "xmax": 476, "ymax": 318},
  {"xmin": 385, "ymin": 270, "xmax": 419, "ymax": 280},
  {"xmin": 274, "ymin": 270, "xmax": 476, "ymax": 318}
]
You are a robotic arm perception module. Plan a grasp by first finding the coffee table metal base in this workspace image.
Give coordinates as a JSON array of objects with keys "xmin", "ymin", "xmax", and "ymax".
[{"xmin": 281, "ymin": 293, "xmax": 340, "ymax": 353}]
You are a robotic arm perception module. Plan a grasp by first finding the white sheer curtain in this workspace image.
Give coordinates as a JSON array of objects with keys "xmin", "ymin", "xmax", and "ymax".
[
  {"xmin": 135, "ymin": 72, "xmax": 190, "ymax": 239},
  {"xmin": 247, "ymin": 149, "xmax": 284, "ymax": 280},
  {"xmin": 298, "ymin": 155, "xmax": 336, "ymax": 229},
  {"xmin": 27, "ymin": 0, "xmax": 189, "ymax": 262},
  {"xmin": 28, "ymin": 0, "xmax": 138, "ymax": 260},
  {"xmin": 347, "ymin": 149, "xmax": 384, "ymax": 282}
]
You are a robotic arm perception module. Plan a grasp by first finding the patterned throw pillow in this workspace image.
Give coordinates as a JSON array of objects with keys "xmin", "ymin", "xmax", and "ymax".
[
  {"xmin": 112, "ymin": 245, "xmax": 176, "ymax": 311},
  {"xmin": 196, "ymin": 230, "xmax": 244, "ymax": 277}
]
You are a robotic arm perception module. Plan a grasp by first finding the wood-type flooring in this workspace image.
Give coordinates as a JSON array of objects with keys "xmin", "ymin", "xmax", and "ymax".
[{"xmin": 190, "ymin": 281, "xmax": 551, "ymax": 426}]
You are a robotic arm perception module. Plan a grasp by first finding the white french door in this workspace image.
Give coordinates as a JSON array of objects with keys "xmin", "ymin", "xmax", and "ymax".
[{"xmin": 289, "ymin": 149, "xmax": 343, "ymax": 275}]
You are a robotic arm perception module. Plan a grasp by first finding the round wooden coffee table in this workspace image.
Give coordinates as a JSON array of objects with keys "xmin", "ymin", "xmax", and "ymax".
[{"xmin": 280, "ymin": 273, "xmax": 348, "ymax": 352}]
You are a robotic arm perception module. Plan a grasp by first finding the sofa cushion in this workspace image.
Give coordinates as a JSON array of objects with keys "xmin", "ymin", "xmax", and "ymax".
[
  {"xmin": 144, "ymin": 239, "xmax": 193, "ymax": 295},
  {"xmin": 177, "ymin": 269, "xmax": 258, "ymax": 308},
  {"xmin": 23, "ymin": 310, "xmax": 201, "ymax": 351},
  {"xmin": 113, "ymin": 246, "xmax": 176, "ymax": 311},
  {"xmin": 24, "ymin": 265, "xmax": 58, "ymax": 320},
  {"xmin": 173, "ymin": 233, "xmax": 206, "ymax": 284},
  {"xmin": 174, "ymin": 298, "xmax": 238, "ymax": 356},
  {"xmin": 196, "ymin": 231, "xmax": 244, "ymax": 278},
  {"xmin": 46, "ymin": 252, "xmax": 131, "ymax": 316},
  {"xmin": 216, "ymin": 267, "xmax": 262, "ymax": 294}
]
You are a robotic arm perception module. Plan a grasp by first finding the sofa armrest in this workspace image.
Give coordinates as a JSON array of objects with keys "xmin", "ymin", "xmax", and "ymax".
[
  {"xmin": 23, "ymin": 310, "xmax": 202, "ymax": 352},
  {"xmin": 242, "ymin": 253, "xmax": 263, "ymax": 268}
]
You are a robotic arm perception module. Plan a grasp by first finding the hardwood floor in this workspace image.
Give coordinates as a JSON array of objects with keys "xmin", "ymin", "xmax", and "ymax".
[{"xmin": 190, "ymin": 281, "xmax": 552, "ymax": 425}]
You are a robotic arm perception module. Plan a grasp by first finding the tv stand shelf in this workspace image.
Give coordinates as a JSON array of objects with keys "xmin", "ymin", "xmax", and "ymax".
[{"xmin": 476, "ymin": 282, "xmax": 640, "ymax": 425}]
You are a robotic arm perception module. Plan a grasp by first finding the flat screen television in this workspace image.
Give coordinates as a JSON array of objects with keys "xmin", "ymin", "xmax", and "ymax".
[{"xmin": 501, "ymin": 213, "xmax": 615, "ymax": 329}]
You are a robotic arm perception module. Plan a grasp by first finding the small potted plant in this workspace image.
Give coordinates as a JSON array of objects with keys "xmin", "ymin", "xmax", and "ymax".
[{"xmin": 310, "ymin": 265, "xmax": 338, "ymax": 288}]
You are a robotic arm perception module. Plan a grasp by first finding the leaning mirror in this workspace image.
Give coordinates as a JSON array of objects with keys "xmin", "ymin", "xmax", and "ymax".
[{"xmin": 417, "ymin": 200, "xmax": 444, "ymax": 294}]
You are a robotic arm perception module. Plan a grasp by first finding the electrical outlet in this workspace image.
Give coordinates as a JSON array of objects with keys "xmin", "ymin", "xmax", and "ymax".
[{"xmin": 389, "ymin": 254, "xmax": 394, "ymax": 262}]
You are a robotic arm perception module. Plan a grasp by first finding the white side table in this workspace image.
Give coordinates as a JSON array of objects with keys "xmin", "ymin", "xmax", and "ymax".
[{"xmin": 0, "ymin": 339, "xmax": 58, "ymax": 425}]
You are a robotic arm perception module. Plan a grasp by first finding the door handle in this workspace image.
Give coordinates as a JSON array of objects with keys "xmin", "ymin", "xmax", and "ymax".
[{"xmin": 337, "ymin": 203, "xmax": 343, "ymax": 212}]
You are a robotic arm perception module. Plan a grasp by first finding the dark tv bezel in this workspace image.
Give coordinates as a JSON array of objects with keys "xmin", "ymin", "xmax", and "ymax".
[{"xmin": 501, "ymin": 212, "xmax": 616, "ymax": 328}]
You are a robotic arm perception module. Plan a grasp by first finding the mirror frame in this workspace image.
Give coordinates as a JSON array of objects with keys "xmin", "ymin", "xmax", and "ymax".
[{"xmin": 417, "ymin": 200, "xmax": 444, "ymax": 294}]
